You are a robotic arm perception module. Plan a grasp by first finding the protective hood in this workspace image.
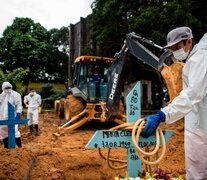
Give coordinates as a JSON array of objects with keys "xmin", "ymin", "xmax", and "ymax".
[
  {"xmin": 29, "ymin": 92, "xmax": 36, "ymax": 96},
  {"xmin": 188, "ymin": 33, "xmax": 207, "ymax": 59},
  {"xmin": 2, "ymin": 82, "xmax": 12, "ymax": 91},
  {"xmin": 197, "ymin": 33, "xmax": 207, "ymax": 50}
]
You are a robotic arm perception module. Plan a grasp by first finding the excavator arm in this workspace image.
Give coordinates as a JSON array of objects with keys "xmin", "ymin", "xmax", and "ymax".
[
  {"xmin": 106, "ymin": 32, "xmax": 175, "ymax": 120},
  {"xmin": 125, "ymin": 32, "xmax": 162, "ymax": 70}
]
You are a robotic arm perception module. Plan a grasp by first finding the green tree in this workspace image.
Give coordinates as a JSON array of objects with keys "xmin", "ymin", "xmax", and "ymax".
[
  {"xmin": 90, "ymin": 0, "xmax": 133, "ymax": 57},
  {"xmin": 90, "ymin": 0, "xmax": 206, "ymax": 55},
  {"xmin": 0, "ymin": 18, "xmax": 69, "ymax": 84},
  {"xmin": 0, "ymin": 67, "xmax": 28, "ymax": 94},
  {"xmin": 0, "ymin": 17, "xmax": 50, "ymax": 85},
  {"xmin": 189, "ymin": 0, "xmax": 207, "ymax": 41},
  {"xmin": 47, "ymin": 27, "xmax": 68, "ymax": 83},
  {"xmin": 90, "ymin": 0, "xmax": 169, "ymax": 56}
]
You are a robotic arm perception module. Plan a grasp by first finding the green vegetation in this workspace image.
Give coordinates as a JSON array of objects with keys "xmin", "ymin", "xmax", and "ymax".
[
  {"xmin": 0, "ymin": 18, "xmax": 68, "ymax": 85},
  {"xmin": 0, "ymin": 0, "xmax": 206, "ymax": 94},
  {"xmin": 28, "ymin": 82, "xmax": 66, "ymax": 101},
  {"xmin": 0, "ymin": 68, "xmax": 28, "ymax": 94},
  {"xmin": 90, "ymin": 0, "xmax": 207, "ymax": 57},
  {"xmin": 28, "ymin": 82, "xmax": 66, "ymax": 92}
]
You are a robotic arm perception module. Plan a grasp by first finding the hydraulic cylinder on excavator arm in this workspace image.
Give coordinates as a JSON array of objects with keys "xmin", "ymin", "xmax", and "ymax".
[{"xmin": 106, "ymin": 32, "xmax": 176, "ymax": 120}]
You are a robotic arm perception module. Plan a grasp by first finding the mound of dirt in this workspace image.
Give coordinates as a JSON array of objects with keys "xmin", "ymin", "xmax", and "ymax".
[{"xmin": 0, "ymin": 112, "xmax": 185, "ymax": 179}]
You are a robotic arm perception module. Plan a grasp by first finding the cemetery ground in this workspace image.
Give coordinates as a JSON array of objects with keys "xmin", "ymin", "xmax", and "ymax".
[{"xmin": 0, "ymin": 111, "xmax": 185, "ymax": 180}]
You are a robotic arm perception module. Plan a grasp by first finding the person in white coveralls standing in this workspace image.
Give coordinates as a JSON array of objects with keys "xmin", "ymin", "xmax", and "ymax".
[
  {"xmin": 24, "ymin": 88, "xmax": 41, "ymax": 136},
  {"xmin": 0, "ymin": 82, "xmax": 22, "ymax": 148}
]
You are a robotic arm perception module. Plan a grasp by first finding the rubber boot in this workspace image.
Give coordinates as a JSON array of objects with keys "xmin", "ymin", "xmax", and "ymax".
[
  {"xmin": 29, "ymin": 125, "xmax": 33, "ymax": 134},
  {"xmin": 3, "ymin": 137, "xmax": 8, "ymax": 149},
  {"xmin": 15, "ymin": 137, "xmax": 22, "ymax": 148},
  {"xmin": 34, "ymin": 124, "xmax": 39, "ymax": 136}
]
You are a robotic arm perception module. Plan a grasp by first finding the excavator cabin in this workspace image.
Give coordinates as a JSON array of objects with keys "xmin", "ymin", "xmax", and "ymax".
[{"xmin": 72, "ymin": 56, "xmax": 114, "ymax": 102}]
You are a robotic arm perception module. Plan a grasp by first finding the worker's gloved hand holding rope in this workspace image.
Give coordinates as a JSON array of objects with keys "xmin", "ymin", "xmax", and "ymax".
[
  {"xmin": 141, "ymin": 111, "xmax": 166, "ymax": 138},
  {"xmin": 99, "ymin": 111, "xmax": 167, "ymax": 169}
]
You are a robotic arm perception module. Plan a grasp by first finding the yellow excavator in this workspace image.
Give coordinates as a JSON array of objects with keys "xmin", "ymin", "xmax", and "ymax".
[
  {"xmin": 54, "ymin": 56, "xmax": 126, "ymax": 132},
  {"xmin": 55, "ymin": 33, "xmax": 182, "ymax": 133}
]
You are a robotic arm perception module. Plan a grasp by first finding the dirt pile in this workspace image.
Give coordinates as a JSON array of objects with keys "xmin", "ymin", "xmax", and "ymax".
[{"xmin": 0, "ymin": 112, "xmax": 185, "ymax": 180}]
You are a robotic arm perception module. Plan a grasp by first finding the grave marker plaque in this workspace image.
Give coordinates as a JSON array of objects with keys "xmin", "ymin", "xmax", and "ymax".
[{"xmin": 86, "ymin": 82, "xmax": 173, "ymax": 177}]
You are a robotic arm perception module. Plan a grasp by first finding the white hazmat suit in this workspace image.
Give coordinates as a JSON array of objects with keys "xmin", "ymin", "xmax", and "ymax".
[
  {"xmin": 24, "ymin": 91, "xmax": 41, "ymax": 126},
  {"xmin": 0, "ymin": 82, "xmax": 22, "ymax": 139},
  {"xmin": 162, "ymin": 33, "xmax": 207, "ymax": 179}
]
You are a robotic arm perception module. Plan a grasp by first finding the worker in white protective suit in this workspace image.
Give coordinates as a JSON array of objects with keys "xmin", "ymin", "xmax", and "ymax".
[
  {"xmin": 24, "ymin": 88, "xmax": 41, "ymax": 136},
  {"xmin": 141, "ymin": 27, "xmax": 207, "ymax": 179},
  {"xmin": 0, "ymin": 82, "xmax": 22, "ymax": 148}
]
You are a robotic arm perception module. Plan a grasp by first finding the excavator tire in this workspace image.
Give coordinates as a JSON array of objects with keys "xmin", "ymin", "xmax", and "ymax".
[
  {"xmin": 54, "ymin": 100, "xmax": 60, "ymax": 114},
  {"xmin": 59, "ymin": 98, "xmax": 66, "ymax": 118},
  {"xmin": 64, "ymin": 95, "xmax": 85, "ymax": 121}
]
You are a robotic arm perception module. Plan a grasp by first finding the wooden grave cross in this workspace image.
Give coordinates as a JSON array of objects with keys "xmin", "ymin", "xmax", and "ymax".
[
  {"xmin": 0, "ymin": 102, "xmax": 29, "ymax": 149},
  {"xmin": 86, "ymin": 81, "xmax": 173, "ymax": 177}
]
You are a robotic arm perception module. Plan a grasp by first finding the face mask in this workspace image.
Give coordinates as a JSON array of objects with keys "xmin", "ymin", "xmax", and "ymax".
[
  {"xmin": 4, "ymin": 89, "xmax": 11, "ymax": 94},
  {"xmin": 172, "ymin": 48, "xmax": 189, "ymax": 61}
]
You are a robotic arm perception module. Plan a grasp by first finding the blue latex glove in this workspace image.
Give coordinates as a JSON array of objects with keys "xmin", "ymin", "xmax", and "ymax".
[
  {"xmin": 141, "ymin": 111, "xmax": 166, "ymax": 138},
  {"xmin": 15, "ymin": 113, "xmax": 21, "ymax": 119}
]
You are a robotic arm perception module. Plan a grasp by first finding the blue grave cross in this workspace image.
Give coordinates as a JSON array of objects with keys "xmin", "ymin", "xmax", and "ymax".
[
  {"xmin": 86, "ymin": 81, "xmax": 173, "ymax": 177},
  {"xmin": 0, "ymin": 102, "xmax": 29, "ymax": 149}
]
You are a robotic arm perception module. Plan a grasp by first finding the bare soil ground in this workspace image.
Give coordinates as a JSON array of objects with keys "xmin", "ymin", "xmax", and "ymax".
[{"xmin": 0, "ymin": 111, "xmax": 185, "ymax": 180}]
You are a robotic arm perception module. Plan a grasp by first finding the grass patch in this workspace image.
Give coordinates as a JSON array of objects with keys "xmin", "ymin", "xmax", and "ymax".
[{"xmin": 28, "ymin": 83, "xmax": 66, "ymax": 91}]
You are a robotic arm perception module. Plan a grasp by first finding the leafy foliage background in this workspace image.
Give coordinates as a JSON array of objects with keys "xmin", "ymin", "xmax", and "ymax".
[{"xmin": 0, "ymin": 0, "xmax": 206, "ymax": 94}]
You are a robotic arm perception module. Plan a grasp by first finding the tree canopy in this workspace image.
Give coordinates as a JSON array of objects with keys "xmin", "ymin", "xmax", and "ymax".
[
  {"xmin": 47, "ymin": 27, "xmax": 68, "ymax": 83},
  {"xmin": 0, "ymin": 17, "xmax": 68, "ymax": 86},
  {"xmin": 90, "ymin": 0, "xmax": 207, "ymax": 57},
  {"xmin": 0, "ymin": 67, "xmax": 28, "ymax": 94},
  {"xmin": 0, "ymin": 0, "xmax": 206, "ymax": 87}
]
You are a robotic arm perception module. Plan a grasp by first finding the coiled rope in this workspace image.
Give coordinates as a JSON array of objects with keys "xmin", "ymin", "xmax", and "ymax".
[{"xmin": 98, "ymin": 119, "xmax": 166, "ymax": 170}]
